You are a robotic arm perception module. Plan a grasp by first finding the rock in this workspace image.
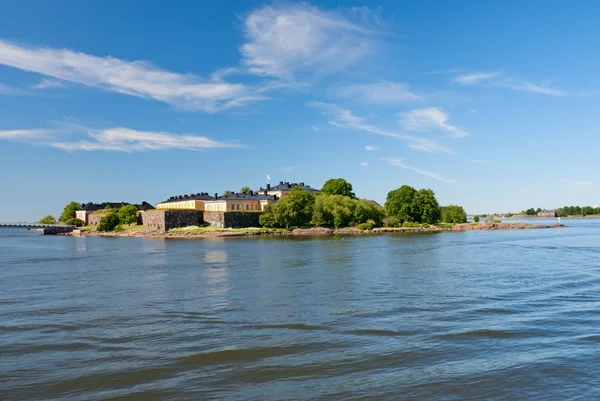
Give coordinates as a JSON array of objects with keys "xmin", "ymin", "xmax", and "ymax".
[{"xmin": 292, "ymin": 227, "xmax": 334, "ymax": 236}]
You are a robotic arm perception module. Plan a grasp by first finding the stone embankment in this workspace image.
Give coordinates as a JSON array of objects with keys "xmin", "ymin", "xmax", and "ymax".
[{"xmin": 68, "ymin": 222, "xmax": 565, "ymax": 239}]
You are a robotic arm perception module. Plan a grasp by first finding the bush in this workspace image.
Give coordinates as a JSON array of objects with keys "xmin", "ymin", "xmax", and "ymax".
[
  {"xmin": 39, "ymin": 215, "xmax": 56, "ymax": 224},
  {"xmin": 97, "ymin": 212, "xmax": 121, "ymax": 232},
  {"xmin": 442, "ymin": 205, "xmax": 467, "ymax": 224},
  {"xmin": 113, "ymin": 225, "xmax": 124, "ymax": 233},
  {"xmin": 421, "ymin": 223, "xmax": 430, "ymax": 228},
  {"xmin": 402, "ymin": 221, "xmax": 420, "ymax": 228},
  {"xmin": 474, "ymin": 216, "xmax": 480, "ymax": 223},
  {"xmin": 118, "ymin": 205, "xmax": 138, "ymax": 225},
  {"xmin": 59, "ymin": 201, "xmax": 82, "ymax": 223},
  {"xmin": 65, "ymin": 218, "xmax": 84, "ymax": 227},
  {"xmin": 383, "ymin": 216, "xmax": 400, "ymax": 227},
  {"xmin": 358, "ymin": 219, "xmax": 376, "ymax": 230},
  {"xmin": 492, "ymin": 219, "xmax": 502, "ymax": 224}
]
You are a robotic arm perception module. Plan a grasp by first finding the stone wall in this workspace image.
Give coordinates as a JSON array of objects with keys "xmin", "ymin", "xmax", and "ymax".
[
  {"xmin": 141, "ymin": 210, "xmax": 204, "ymax": 232},
  {"xmin": 88, "ymin": 213, "xmax": 108, "ymax": 226},
  {"xmin": 204, "ymin": 211, "xmax": 261, "ymax": 228}
]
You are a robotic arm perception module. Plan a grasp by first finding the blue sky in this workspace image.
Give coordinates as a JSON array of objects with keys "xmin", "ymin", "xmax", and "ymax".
[{"xmin": 1, "ymin": 0, "xmax": 599, "ymax": 221}]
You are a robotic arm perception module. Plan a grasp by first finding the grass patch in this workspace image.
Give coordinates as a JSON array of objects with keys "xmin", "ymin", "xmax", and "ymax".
[{"xmin": 121, "ymin": 224, "xmax": 152, "ymax": 231}]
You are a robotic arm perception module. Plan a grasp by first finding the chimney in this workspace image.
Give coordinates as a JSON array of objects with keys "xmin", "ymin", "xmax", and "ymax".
[
  {"xmin": 299, "ymin": 182, "xmax": 304, "ymax": 187},
  {"xmin": 267, "ymin": 183, "xmax": 271, "ymax": 190},
  {"xmin": 264, "ymin": 190, "xmax": 268, "ymax": 195},
  {"xmin": 214, "ymin": 193, "xmax": 218, "ymax": 199},
  {"xmin": 279, "ymin": 181, "xmax": 283, "ymax": 185},
  {"xmin": 249, "ymin": 190, "xmax": 253, "ymax": 196}
]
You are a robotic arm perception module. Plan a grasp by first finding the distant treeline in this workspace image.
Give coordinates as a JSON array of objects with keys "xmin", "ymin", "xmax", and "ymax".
[{"xmin": 556, "ymin": 206, "xmax": 600, "ymax": 217}]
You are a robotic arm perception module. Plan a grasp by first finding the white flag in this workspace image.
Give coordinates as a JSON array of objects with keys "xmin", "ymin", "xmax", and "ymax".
[{"xmin": 266, "ymin": 174, "xmax": 271, "ymax": 181}]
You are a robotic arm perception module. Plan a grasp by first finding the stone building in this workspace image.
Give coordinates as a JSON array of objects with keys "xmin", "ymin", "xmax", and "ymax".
[
  {"xmin": 203, "ymin": 191, "xmax": 278, "ymax": 212},
  {"xmin": 537, "ymin": 209, "xmax": 557, "ymax": 218},
  {"xmin": 76, "ymin": 201, "xmax": 154, "ymax": 225},
  {"xmin": 256, "ymin": 181, "xmax": 319, "ymax": 198}
]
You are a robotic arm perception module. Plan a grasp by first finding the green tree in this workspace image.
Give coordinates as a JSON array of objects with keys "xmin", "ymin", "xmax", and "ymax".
[
  {"xmin": 240, "ymin": 186, "xmax": 252, "ymax": 195},
  {"xmin": 582, "ymin": 206, "xmax": 594, "ymax": 216},
  {"xmin": 222, "ymin": 190, "xmax": 233, "ymax": 197},
  {"xmin": 524, "ymin": 208, "xmax": 537, "ymax": 216},
  {"xmin": 65, "ymin": 218, "xmax": 84, "ymax": 227},
  {"xmin": 39, "ymin": 215, "xmax": 56, "ymax": 224},
  {"xmin": 97, "ymin": 212, "xmax": 121, "ymax": 232},
  {"xmin": 353, "ymin": 199, "xmax": 384, "ymax": 226},
  {"xmin": 416, "ymin": 188, "xmax": 441, "ymax": 224},
  {"xmin": 385, "ymin": 185, "xmax": 419, "ymax": 223},
  {"xmin": 59, "ymin": 201, "xmax": 82, "ymax": 223},
  {"xmin": 118, "ymin": 205, "xmax": 139, "ymax": 225},
  {"xmin": 442, "ymin": 205, "xmax": 467, "ymax": 224},
  {"xmin": 259, "ymin": 187, "xmax": 315, "ymax": 228},
  {"xmin": 474, "ymin": 216, "xmax": 480, "ymax": 223},
  {"xmin": 320, "ymin": 178, "xmax": 355, "ymax": 198}
]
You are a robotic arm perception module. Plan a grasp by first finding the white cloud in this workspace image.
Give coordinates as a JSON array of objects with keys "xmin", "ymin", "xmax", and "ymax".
[
  {"xmin": 384, "ymin": 158, "xmax": 455, "ymax": 183},
  {"xmin": 468, "ymin": 159, "xmax": 488, "ymax": 164},
  {"xmin": 280, "ymin": 166, "xmax": 296, "ymax": 172},
  {"xmin": 0, "ymin": 125, "xmax": 242, "ymax": 152},
  {"xmin": 240, "ymin": 4, "xmax": 380, "ymax": 81},
  {"xmin": 0, "ymin": 82, "xmax": 22, "ymax": 95},
  {"xmin": 452, "ymin": 71, "xmax": 499, "ymax": 85},
  {"xmin": 33, "ymin": 78, "xmax": 65, "ymax": 89},
  {"xmin": 0, "ymin": 40, "xmax": 263, "ymax": 112},
  {"xmin": 400, "ymin": 107, "xmax": 468, "ymax": 138},
  {"xmin": 312, "ymin": 126, "xmax": 322, "ymax": 131},
  {"xmin": 309, "ymin": 101, "xmax": 454, "ymax": 154},
  {"xmin": 451, "ymin": 70, "xmax": 566, "ymax": 96},
  {"xmin": 365, "ymin": 145, "xmax": 377, "ymax": 151},
  {"xmin": 333, "ymin": 81, "xmax": 422, "ymax": 104},
  {"xmin": 360, "ymin": 162, "xmax": 368, "ymax": 167}
]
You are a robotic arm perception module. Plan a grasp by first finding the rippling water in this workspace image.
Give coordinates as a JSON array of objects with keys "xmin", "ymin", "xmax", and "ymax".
[{"xmin": 1, "ymin": 221, "xmax": 600, "ymax": 400}]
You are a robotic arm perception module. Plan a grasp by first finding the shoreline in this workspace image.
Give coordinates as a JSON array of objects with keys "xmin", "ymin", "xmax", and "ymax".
[{"xmin": 67, "ymin": 222, "xmax": 566, "ymax": 239}]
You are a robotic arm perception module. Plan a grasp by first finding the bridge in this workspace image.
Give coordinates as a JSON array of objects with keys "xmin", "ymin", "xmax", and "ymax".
[{"xmin": 0, "ymin": 223, "xmax": 77, "ymax": 235}]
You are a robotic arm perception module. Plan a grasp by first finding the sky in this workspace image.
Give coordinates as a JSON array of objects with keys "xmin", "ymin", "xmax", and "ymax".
[{"xmin": 1, "ymin": 0, "xmax": 600, "ymax": 221}]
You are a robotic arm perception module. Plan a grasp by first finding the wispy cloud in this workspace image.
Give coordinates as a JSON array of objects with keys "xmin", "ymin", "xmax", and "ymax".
[
  {"xmin": 309, "ymin": 101, "xmax": 454, "ymax": 154},
  {"xmin": 360, "ymin": 162, "xmax": 368, "ymax": 167},
  {"xmin": 33, "ymin": 78, "xmax": 65, "ymax": 89},
  {"xmin": 384, "ymin": 158, "xmax": 455, "ymax": 183},
  {"xmin": 365, "ymin": 145, "xmax": 378, "ymax": 151},
  {"xmin": 332, "ymin": 81, "xmax": 422, "ymax": 104},
  {"xmin": 0, "ymin": 40, "xmax": 265, "ymax": 112},
  {"xmin": 312, "ymin": 126, "xmax": 322, "ymax": 131},
  {"xmin": 0, "ymin": 125, "xmax": 242, "ymax": 152},
  {"xmin": 400, "ymin": 107, "xmax": 468, "ymax": 138},
  {"xmin": 280, "ymin": 166, "xmax": 296, "ymax": 172},
  {"xmin": 240, "ymin": 4, "xmax": 381, "ymax": 82},
  {"xmin": 468, "ymin": 159, "xmax": 488, "ymax": 164},
  {"xmin": 452, "ymin": 71, "xmax": 499, "ymax": 85},
  {"xmin": 451, "ymin": 70, "xmax": 566, "ymax": 96},
  {"xmin": 0, "ymin": 82, "xmax": 22, "ymax": 95}
]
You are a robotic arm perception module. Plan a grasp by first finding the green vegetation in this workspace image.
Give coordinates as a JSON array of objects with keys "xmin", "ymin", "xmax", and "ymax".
[
  {"xmin": 118, "ymin": 205, "xmax": 138, "ymax": 225},
  {"xmin": 357, "ymin": 219, "xmax": 377, "ymax": 230},
  {"xmin": 240, "ymin": 186, "xmax": 252, "ymax": 195},
  {"xmin": 39, "ymin": 215, "xmax": 56, "ymax": 224},
  {"xmin": 223, "ymin": 190, "xmax": 233, "ymax": 196},
  {"xmin": 312, "ymin": 195, "xmax": 383, "ymax": 228},
  {"xmin": 474, "ymin": 216, "xmax": 480, "ymax": 223},
  {"xmin": 320, "ymin": 178, "xmax": 355, "ymax": 198},
  {"xmin": 385, "ymin": 185, "xmax": 441, "ymax": 224},
  {"xmin": 65, "ymin": 218, "xmax": 84, "ymax": 227},
  {"xmin": 383, "ymin": 216, "xmax": 400, "ymax": 227},
  {"xmin": 59, "ymin": 201, "xmax": 82, "ymax": 223},
  {"xmin": 97, "ymin": 212, "xmax": 120, "ymax": 232},
  {"xmin": 260, "ymin": 187, "xmax": 316, "ymax": 228},
  {"xmin": 442, "ymin": 205, "xmax": 467, "ymax": 224},
  {"xmin": 557, "ymin": 205, "xmax": 600, "ymax": 217}
]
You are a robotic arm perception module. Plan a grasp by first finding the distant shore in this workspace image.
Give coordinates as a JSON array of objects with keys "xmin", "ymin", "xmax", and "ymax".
[{"xmin": 67, "ymin": 222, "xmax": 566, "ymax": 239}]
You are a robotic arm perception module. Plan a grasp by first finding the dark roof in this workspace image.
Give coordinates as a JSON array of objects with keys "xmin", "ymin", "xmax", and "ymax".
[
  {"xmin": 80, "ymin": 201, "xmax": 154, "ymax": 211},
  {"xmin": 208, "ymin": 192, "xmax": 278, "ymax": 201},
  {"xmin": 159, "ymin": 193, "xmax": 215, "ymax": 204},
  {"xmin": 257, "ymin": 181, "xmax": 319, "ymax": 193}
]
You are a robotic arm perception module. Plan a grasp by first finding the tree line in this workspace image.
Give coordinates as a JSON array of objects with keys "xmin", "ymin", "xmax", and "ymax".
[
  {"xmin": 557, "ymin": 205, "xmax": 600, "ymax": 217},
  {"xmin": 260, "ymin": 178, "xmax": 467, "ymax": 229}
]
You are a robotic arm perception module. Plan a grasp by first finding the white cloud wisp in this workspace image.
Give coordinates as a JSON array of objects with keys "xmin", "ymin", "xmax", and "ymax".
[
  {"xmin": 333, "ymin": 81, "xmax": 422, "ymax": 104},
  {"xmin": 309, "ymin": 102, "xmax": 454, "ymax": 154},
  {"xmin": 451, "ymin": 70, "xmax": 566, "ymax": 96},
  {"xmin": 385, "ymin": 158, "xmax": 455, "ymax": 184},
  {"xmin": 400, "ymin": 107, "xmax": 468, "ymax": 138},
  {"xmin": 0, "ymin": 40, "xmax": 262, "ymax": 112}
]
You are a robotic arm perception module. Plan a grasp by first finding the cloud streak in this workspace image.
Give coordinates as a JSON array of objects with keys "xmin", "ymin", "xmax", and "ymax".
[
  {"xmin": 385, "ymin": 158, "xmax": 455, "ymax": 183},
  {"xmin": 309, "ymin": 101, "xmax": 454, "ymax": 154},
  {"xmin": 451, "ymin": 70, "xmax": 566, "ymax": 96},
  {"xmin": 400, "ymin": 107, "xmax": 468, "ymax": 138},
  {"xmin": 333, "ymin": 81, "xmax": 422, "ymax": 104},
  {"xmin": 0, "ymin": 40, "xmax": 264, "ymax": 112},
  {"xmin": 33, "ymin": 78, "xmax": 65, "ymax": 89},
  {"xmin": 365, "ymin": 145, "xmax": 377, "ymax": 151},
  {"xmin": 0, "ymin": 125, "xmax": 242, "ymax": 152}
]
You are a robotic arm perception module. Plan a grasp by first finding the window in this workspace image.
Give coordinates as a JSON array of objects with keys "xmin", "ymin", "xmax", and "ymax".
[{"xmin": 245, "ymin": 204, "xmax": 249, "ymax": 210}]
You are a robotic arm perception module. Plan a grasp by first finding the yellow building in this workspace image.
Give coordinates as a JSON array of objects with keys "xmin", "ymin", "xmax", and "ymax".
[
  {"xmin": 204, "ymin": 192, "xmax": 278, "ymax": 212},
  {"xmin": 156, "ymin": 193, "xmax": 215, "ymax": 210},
  {"xmin": 256, "ymin": 181, "xmax": 319, "ymax": 198}
]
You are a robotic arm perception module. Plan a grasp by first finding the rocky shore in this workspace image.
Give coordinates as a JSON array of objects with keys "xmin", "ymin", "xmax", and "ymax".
[{"xmin": 68, "ymin": 222, "xmax": 565, "ymax": 239}]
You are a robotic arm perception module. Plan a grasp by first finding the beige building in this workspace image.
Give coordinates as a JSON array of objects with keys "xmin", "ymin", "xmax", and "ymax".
[
  {"xmin": 76, "ymin": 202, "xmax": 154, "ymax": 225},
  {"xmin": 256, "ymin": 181, "xmax": 319, "ymax": 198},
  {"xmin": 204, "ymin": 192, "xmax": 278, "ymax": 212},
  {"xmin": 156, "ymin": 193, "xmax": 215, "ymax": 210}
]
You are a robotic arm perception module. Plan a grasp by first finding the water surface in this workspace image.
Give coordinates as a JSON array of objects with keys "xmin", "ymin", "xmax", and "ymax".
[{"xmin": 1, "ymin": 220, "xmax": 599, "ymax": 400}]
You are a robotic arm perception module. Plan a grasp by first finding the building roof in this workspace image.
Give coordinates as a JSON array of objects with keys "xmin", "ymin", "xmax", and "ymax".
[
  {"xmin": 205, "ymin": 191, "xmax": 278, "ymax": 202},
  {"xmin": 159, "ymin": 193, "xmax": 215, "ymax": 204},
  {"xmin": 257, "ymin": 181, "xmax": 319, "ymax": 193},
  {"xmin": 80, "ymin": 201, "xmax": 155, "ymax": 211}
]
